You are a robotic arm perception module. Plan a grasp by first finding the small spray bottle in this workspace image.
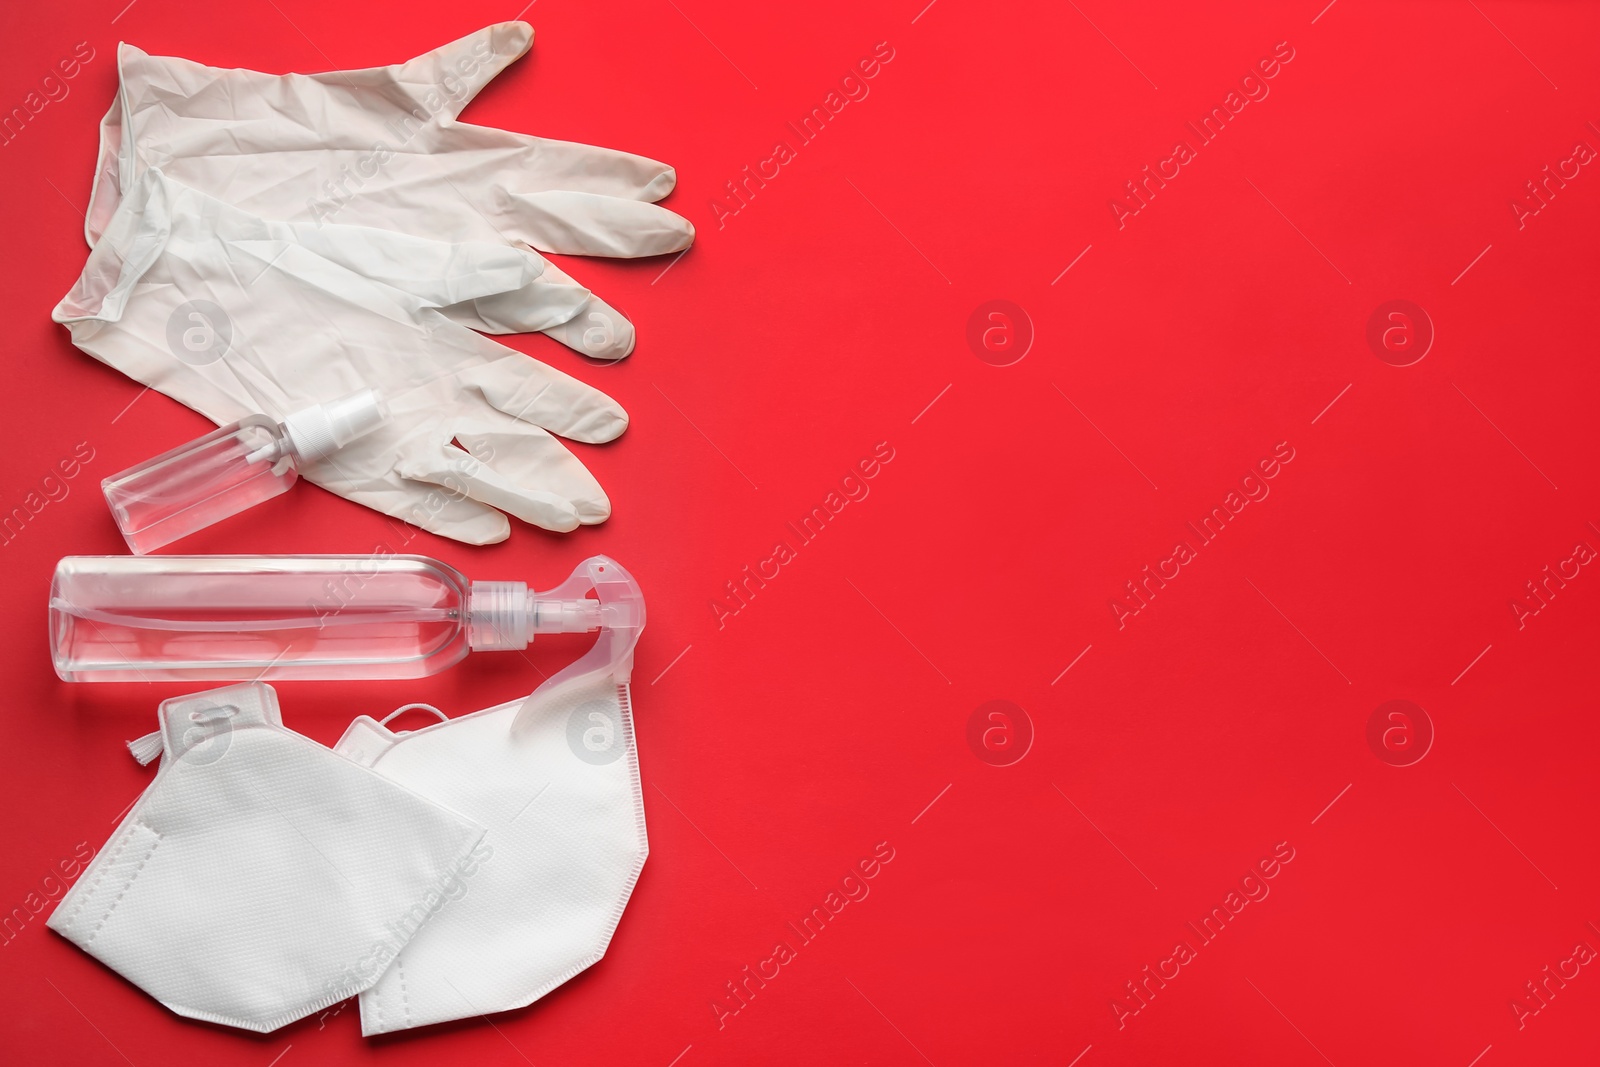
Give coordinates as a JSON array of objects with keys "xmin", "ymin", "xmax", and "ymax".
[{"xmin": 102, "ymin": 390, "xmax": 388, "ymax": 554}]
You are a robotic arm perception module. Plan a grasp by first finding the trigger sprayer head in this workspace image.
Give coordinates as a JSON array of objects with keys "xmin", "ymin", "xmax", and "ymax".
[
  {"xmin": 509, "ymin": 556, "xmax": 646, "ymax": 736},
  {"xmin": 466, "ymin": 556, "xmax": 645, "ymax": 692}
]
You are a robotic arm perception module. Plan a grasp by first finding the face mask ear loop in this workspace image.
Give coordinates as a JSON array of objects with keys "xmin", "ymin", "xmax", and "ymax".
[
  {"xmin": 380, "ymin": 704, "xmax": 450, "ymax": 731},
  {"xmin": 128, "ymin": 686, "xmax": 260, "ymax": 766},
  {"xmin": 127, "ymin": 730, "xmax": 165, "ymax": 766}
]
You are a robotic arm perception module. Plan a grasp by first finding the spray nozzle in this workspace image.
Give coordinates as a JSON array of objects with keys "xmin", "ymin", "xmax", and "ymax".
[
  {"xmin": 465, "ymin": 557, "xmax": 643, "ymax": 657},
  {"xmin": 247, "ymin": 388, "xmax": 389, "ymax": 465}
]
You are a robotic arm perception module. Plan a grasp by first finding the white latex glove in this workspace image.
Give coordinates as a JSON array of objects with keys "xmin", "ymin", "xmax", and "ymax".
[
  {"xmin": 87, "ymin": 22, "xmax": 693, "ymax": 360},
  {"xmin": 55, "ymin": 170, "xmax": 627, "ymax": 543}
]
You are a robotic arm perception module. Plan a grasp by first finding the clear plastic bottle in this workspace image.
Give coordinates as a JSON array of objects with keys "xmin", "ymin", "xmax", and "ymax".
[
  {"xmin": 49, "ymin": 554, "xmax": 611, "ymax": 682},
  {"xmin": 102, "ymin": 390, "xmax": 388, "ymax": 554}
]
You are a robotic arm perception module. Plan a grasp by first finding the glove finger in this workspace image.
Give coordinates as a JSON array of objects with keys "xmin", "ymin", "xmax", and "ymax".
[
  {"xmin": 287, "ymin": 224, "xmax": 545, "ymax": 310},
  {"xmin": 476, "ymin": 132, "xmax": 679, "ymax": 202},
  {"xmin": 453, "ymin": 417, "xmax": 613, "ymax": 525},
  {"xmin": 393, "ymin": 22, "xmax": 533, "ymax": 119},
  {"xmin": 460, "ymin": 355, "xmax": 629, "ymax": 443},
  {"xmin": 287, "ymin": 220, "xmax": 594, "ymax": 336},
  {"xmin": 437, "ymin": 267, "xmax": 592, "ymax": 335},
  {"xmin": 398, "ymin": 433, "xmax": 602, "ymax": 532},
  {"xmin": 529, "ymin": 258, "xmax": 636, "ymax": 360},
  {"xmin": 496, "ymin": 189, "xmax": 696, "ymax": 258},
  {"xmin": 301, "ymin": 461, "xmax": 513, "ymax": 545}
]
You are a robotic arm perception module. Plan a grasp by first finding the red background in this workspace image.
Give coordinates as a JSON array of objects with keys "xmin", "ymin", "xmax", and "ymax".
[{"xmin": 3, "ymin": 1, "xmax": 1599, "ymax": 1064}]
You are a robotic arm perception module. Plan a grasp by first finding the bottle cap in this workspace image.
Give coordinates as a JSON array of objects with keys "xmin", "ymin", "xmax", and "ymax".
[
  {"xmin": 282, "ymin": 389, "xmax": 388, "ymax": 462},
  {"xmin": 467, "ymin": 582, "xmax": 532, "ymax": 652},
  {"xmin": 466, "ymin": 580, "xmax": 605, "ymax": 652}
]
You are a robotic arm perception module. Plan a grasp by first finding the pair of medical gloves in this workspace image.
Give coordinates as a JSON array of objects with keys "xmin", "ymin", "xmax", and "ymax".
[
  {"xmin": 50, "ymin": 559, "xmax": 647, "ymax": 1034},
  {"xmin": 53, "ymin": 22, "xmax": 693, "ymax": 542}
]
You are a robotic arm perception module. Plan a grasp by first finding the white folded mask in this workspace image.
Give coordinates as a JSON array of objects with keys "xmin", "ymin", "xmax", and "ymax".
[
  {"xmin": 48, "ymin": 683, "xmax": 486, "ymax": 1033},
  {"xmin": 335, "ymin": 556, "xmax": 647, "ymax": 1034}
]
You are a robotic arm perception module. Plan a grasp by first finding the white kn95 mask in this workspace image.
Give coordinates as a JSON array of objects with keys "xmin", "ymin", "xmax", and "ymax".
[
  {"xmin": 334, "ymin": 555, "xmax": 647, "ymax": 1034},
  {"xmin": 48, "ymin": 682, "xmax": 486, "ymax": 1032}
]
